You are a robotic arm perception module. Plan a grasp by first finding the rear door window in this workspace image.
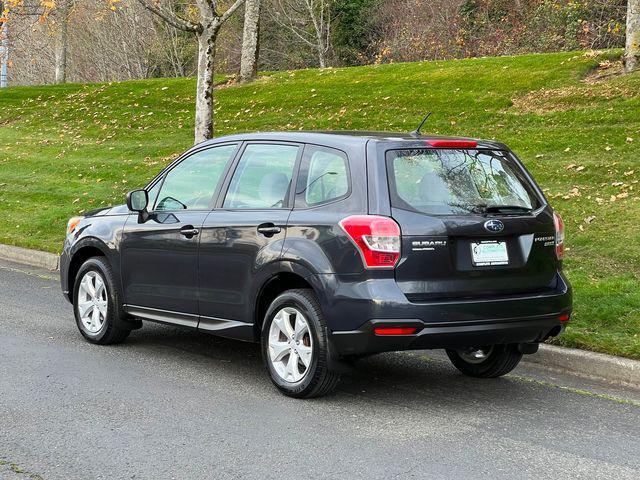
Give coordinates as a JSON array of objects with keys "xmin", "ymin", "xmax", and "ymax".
[
  {"xmin": 387, "ymin": 149, "xmax": 540, "ymax": 215},
  {"xmin": 295, "ymin": 146, "xmax": 350, "ymax": 207},
  {"xmin": 223, "ymin": 144, "xmax": 300, "ymax": 209}
]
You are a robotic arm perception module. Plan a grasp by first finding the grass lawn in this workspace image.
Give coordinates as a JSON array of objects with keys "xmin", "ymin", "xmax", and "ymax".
[{"xmin": 1, "ymin": 51, "xmax": 639, "ymax": 359}]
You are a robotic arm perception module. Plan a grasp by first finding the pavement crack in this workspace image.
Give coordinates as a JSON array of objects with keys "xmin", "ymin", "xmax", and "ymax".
[
  {"xmin": 0, "ymin": 458, "xmax": 44, "ymax": 480},
  {"xmin": 0, "ymin": 265, "xmax": 57, "ymax": 281},
  {"xmin": 508, "ymin": 374, "xmax": 640, "ymax": 407}
]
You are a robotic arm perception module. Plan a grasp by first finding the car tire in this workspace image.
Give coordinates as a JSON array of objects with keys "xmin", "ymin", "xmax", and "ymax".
[
  {"xmin": 446, "ymin": 344, "xmax": 523, "ymax": 378},
  {"xmin": 261, "ymin": 289, "xmax": 340, "ymax": 398},
  {"xmin": 73, "ymin": 256, "xmax": 131, "ymax": 345}
]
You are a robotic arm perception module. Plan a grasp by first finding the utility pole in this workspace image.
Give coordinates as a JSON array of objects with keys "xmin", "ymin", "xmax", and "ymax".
[{"xmin": 0, "ymin": 2, "xmax": 7, "ymax": 88}]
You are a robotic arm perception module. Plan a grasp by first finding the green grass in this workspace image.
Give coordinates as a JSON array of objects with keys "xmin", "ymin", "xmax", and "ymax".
[{"xmin": 1, "ymin": 51, "xmax": 639, "ymax": 358}]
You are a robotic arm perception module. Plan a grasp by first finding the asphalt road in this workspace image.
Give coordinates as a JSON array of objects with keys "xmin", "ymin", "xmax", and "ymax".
[{"xmin": 1, "ymin": 258, "xmax": 639, "ymax": 480}]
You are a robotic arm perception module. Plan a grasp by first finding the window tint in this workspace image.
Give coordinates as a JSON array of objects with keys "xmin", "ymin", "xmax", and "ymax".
[
  {"xmin": 296, "ymin": 146, "xmax": 349, "ymax": 207},
  {"xmin": 223, "ymin": 144, "xmax": 299, "ymax": 209},
  {"xmin": 388, "ymin": 149, "xmax": 538, "ymax": 215},
  {"xmin": 154, "ymin": 144, "xmax": 237, "ymax": 211}
]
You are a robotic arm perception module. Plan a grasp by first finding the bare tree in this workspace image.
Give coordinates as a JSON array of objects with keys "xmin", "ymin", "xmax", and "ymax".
[
  {"xmin": 239, "ymin": 0, "xmax": 259, "ymax": 82},
  {"xmin": 271, "ymin": 0, "xmax": 331, "ymax": 68},
  {"xmin": 53, "ymin": 0, "xmax": 74, "ymax": 83},
  {"xmin": 136, "ymin": 0, "xmax": 245, "ymax": 143},
  {"xmin": 627, "ymin": 0, "xmax": 640, "ymax": 72},
  {"xmin": 0, "ymin": 1, "xmax": 8, "ymax": 88},
  {"xmin": 1, "ymin": 0, "xmax": 56, "ymax": 87}
]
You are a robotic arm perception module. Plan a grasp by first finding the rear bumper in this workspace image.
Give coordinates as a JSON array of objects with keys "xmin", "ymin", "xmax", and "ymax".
[
  {"xmin": 314, "ymin": 272, "xmax": 572, "ymax": 356},
  {"xmin": 331, "ymin": 314, "xmax": 567, "ymax": 356}
]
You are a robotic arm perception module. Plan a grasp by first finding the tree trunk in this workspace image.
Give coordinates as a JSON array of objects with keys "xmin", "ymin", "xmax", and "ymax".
[
  {"xmin": 0, "ymin": 21, "xmax": 8, "ymax": 88},
  {"xmin": 317, "ymin": 43, "xmax": 326, "ymax": 68},
  {"xmin": 239, "ymin": 0, "xmax": 260, "ymax": 83},
  {"xmin": 626, "ymin": 0, "xmax": 640, "ymax": 73},
  {"xmin": 194, "ymin": 27, "xmax": 218, "ymax": 144},
  {"xmin": 54, "ymin": 5, "xmax": 70, "ymax": 84}
]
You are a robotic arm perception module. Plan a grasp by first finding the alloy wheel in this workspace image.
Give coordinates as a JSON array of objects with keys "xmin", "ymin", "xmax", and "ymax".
[
  {"xmin": 268, "ymin": 307, "xmax": 313, "ymax": 383},
  {"xmin": 458, "ymin": 346, "xmax": 494, "ymax": 364},
  {"xmin": 77, "ymin": 271, "xmax": 108, "ymax": 334}
]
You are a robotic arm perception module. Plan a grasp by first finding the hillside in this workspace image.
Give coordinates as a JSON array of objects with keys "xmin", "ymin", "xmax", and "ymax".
[{"xmin": 0, "ymin": 50, "xmax": 639, "ymax": 358}]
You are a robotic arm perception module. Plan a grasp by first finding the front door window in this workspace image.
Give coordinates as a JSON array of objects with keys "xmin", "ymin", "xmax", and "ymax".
[{"xmin": 155, "ymin": 144, "xmax": 238, "ymax": 211}]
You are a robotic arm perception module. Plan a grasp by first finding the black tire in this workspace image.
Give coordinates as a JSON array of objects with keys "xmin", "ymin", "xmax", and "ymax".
[
  {"xmin": 446, "ymin": 344, "xmax": 523, "ymax": 378},
  {"xmin": 72, "ymin": 256, "xmax": 131, "ymax": 345},
  {"xmin": 261, "ymin": 289, "xmax": 340, "ymax": 398}
]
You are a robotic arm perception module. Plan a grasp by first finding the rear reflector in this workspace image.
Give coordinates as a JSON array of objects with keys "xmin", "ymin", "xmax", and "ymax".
[
  {"xmin": 339, "ymin": 215, "xmax": 401, "ymax": 269},
  {"xmin": 553, "ymin": 211, "xmax": 565, "ymax": 260},
  {"xmin": 558, "ymin": 313, "xmax": 570, "ymax": 322},
  {"xmin": 374, "ymin": 327, "xmax": 417, "ymax": 336},
  {"xmin": 427, "ymin": 139, "xmax": 478, "ymax": 148}
]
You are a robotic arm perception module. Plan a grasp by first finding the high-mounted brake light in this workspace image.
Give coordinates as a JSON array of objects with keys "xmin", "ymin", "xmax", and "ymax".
[
  {"xmin": 553, "ymin": 212, "xmax": 565, "ymax": 260},
  {"xmin": 374, "ymin": 327, "xmax": 417, "ymax": 336},
  {"xmin": 426, "ymin": 139, "xmax": 478, "ymax": 148},
  {"xmin": 339, "ymin": 215, "xmax": 401, "ymax": 269}
]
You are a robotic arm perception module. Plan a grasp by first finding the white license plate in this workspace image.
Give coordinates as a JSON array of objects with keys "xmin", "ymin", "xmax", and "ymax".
[{"xmin": 471, "ymin": 241, "xmax": 509, "ymax": 266}]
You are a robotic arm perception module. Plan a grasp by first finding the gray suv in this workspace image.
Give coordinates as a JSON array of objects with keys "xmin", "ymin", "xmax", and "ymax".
[{"xmin": 60, "ymin": 131, "xmax": 572, "ymax": 398}]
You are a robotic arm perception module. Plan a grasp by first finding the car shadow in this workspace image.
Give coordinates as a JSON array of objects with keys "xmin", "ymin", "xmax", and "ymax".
[{"xmin": 123, "ymin": 321, "xmax": 570, "ymax": 411}]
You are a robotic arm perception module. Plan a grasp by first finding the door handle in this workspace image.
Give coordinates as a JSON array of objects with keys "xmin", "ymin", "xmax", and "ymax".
[
  {"xmin": 257, "ymin": 223, "xmax": 282, "ymax": 237},
  {"xmin": 180, "ymin": 226, "xmax": 199, "ymax": 237}
]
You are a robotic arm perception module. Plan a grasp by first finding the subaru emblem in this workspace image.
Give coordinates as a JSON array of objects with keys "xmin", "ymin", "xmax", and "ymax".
[{"xmin": 484, "ymin": 219, "xmax": 504, "ymax": 233}]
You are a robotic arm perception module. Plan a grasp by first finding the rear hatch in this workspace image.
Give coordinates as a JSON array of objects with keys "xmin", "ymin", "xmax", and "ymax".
[{"xmin": 386, "ymin": 146, "xmax": 559, "ymax": 301}]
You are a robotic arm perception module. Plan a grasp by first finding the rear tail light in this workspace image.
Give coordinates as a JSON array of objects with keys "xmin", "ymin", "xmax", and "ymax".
[
  {"xmin": 558, "ymin": 313, "xmax": 570, "ymax": 322},
  {"xmin": 339, "ymin": 215, "xmax": 401, "ymax": 269},
  {"xmin": 553, "ymin": 212, "xmax": 565, "ymax": 260},
  {"xmin": 374, "ymin": 327, "xmax": 417, "ymax": 336}
]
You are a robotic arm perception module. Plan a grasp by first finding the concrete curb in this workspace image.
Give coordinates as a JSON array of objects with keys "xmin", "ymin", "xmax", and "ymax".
[
  {"xmin": 0, "ymin": 244, "xmax": 59, "ymax": 271},
  {"xmin": 524, "ymin": 344, "xmax": 640, "ymax": 388},
  {"xmin": 1, "ymin": 243, "xmax": 638, "ymax": 388}
]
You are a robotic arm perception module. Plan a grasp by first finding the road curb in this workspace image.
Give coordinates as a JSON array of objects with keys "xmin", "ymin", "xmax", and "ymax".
[
  {"xmin": 0, "ymin": 244, "xmax": 59, "ymax": 271},
  {"xmin": 525, "ymin": 344, "xmax": 640, "ymax": 388}
]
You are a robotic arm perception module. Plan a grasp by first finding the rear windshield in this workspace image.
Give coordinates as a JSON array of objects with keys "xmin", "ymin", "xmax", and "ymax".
[{"xmin": 386, "ymin": 149, "xmax": 540, "ymax": 215}]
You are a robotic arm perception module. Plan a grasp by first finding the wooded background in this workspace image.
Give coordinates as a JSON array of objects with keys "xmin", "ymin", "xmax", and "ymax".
[{"xmin": 3, "ymin": 0, "xmax": 630, "ymax": 86}]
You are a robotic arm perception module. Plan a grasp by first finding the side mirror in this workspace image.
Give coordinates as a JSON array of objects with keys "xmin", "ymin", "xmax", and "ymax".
[
  {"xmin": 126, "ymin": 189, "xmax": 148, "ymax": 212},
  {"xmin": 126, "ymin": 189, "xmax": 151, "ymax": 223}
]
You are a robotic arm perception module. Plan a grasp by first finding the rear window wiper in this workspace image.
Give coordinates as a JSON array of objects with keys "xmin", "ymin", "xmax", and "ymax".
[
  {"xmin": 451, "ymin": 203, "xmax": 534, "ymax": 214},
  {"xmin": 479, "ymin": 204, "xmax": 533, "ymax": 214}
]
